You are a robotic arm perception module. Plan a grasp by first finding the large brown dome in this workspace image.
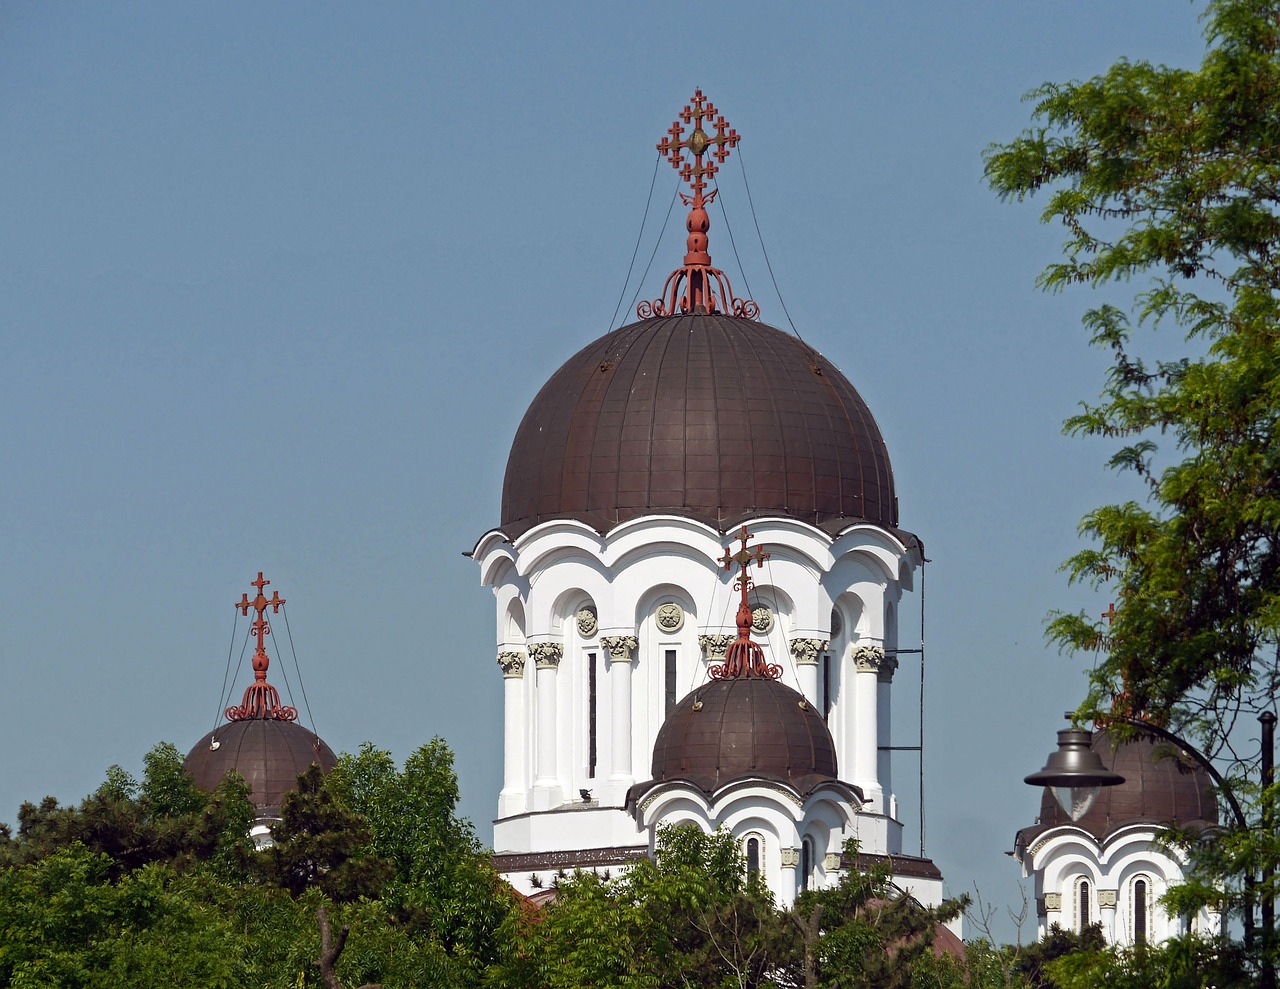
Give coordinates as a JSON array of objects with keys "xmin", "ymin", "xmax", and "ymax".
[
  {"xmin": 501, "ymin": 313, "xmax": 898, "ymax": 540},
  {"xmin": 1021, "ymin": 729, "xmax": 1218, "ymax": 844},
  {"xmin": 185, "ymin": 719, "xmax": 337, "ymax": 819},
  {"xmin": 630, "ymin": 677, "xmax": 841, "ymax": 802}
]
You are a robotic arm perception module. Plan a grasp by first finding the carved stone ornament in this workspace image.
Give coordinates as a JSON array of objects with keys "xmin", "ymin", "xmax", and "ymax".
[
  {"xmin": 530, "ymin": 642, "xmax": 564, "ymax": 670},
  {"xmin": 1098, "ymin": 889, "xmax": 1118, "ymax": 908},
  {"xmin": 600, "ymin": 635, "xmax": 639, "ymax": 662},
  {"xmin": 698, "ymin": 633, "xmax": 734, "ymax": 661},
  {"xmin": 851, "ymin": 644, "xmax": 887, "ymax": 674},
  {"xmin": 655, "ymin": 602, "xmax": 685, "ymax": 632},
  {"xmin": 1044, "ymin": 893, "xmax": 1063, "ymax": 911},
  {"xmin": 830, "ymin": 608, "xmax": 842, "ymax": 639},
  {"xmin": 751, "ymin": 605, "xmax": 773, "ymax": 634},
  {"xmin": 576, "ymin": 607, "xmax": 598, "ymax": 638},
  {"xmin": 822, "ymin": 852, "xmax": 841, "ymax": 871},
  {"xmin": 877, "ymin": 655, "xmax": 899, "ymax": 683},
  {"xmin": 780, "ymin": 847, "xmax": 800, "ymax": 867},
  {"xmin": 497, "ymin": 651, "xmax": 527, "ymax": 679},
  {"xmin": 789, "ymin": 638, "xmax": 829, "ymax": 666}
]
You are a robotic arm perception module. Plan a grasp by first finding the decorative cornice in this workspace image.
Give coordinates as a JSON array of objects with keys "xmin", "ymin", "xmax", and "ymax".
[
  {"xmin": 789, "ymin": 638, "xmax": 829, "ymax": 666},
  {"xmin": 530, "ymin": 642, "xmax": 564, "ymax": 670},
  {"xmin": 698, "ymin": 633, "xmax": 734, "ymax": 661},
  {"xmin": 497, "ymin": 651, "xmax": 527, "ymax": 678},
  {"xmin": 576, "ymin": 607, "xmax": 598, "ymax": 638},
  {"xmin": 600, "ymin": 635, "xmax": 639, "ymax": 663}
]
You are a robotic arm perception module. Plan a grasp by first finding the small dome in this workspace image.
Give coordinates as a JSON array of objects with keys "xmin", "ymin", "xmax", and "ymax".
[
  {"xmin": 501, "ymin": 314, "xmax": 899, "ymax": 540},
  {"xmin": 632, "ymin": 677, "xmax": 838, "ymax": 800},
  {"xmin": 184, "ymin": 719, "xmax": 337, "ymax": 819},
  {"xmin": 1025, "ymin": 729, "xmax": 1218, "ymax": 842}
]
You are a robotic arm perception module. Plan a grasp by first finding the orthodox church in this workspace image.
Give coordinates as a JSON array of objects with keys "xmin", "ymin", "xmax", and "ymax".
[{"xmin": 469, "ymin": 91, "xmax": 944, "ymax": 910}]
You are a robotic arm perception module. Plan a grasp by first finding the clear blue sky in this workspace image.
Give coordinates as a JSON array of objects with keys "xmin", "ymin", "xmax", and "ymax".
[{"xmin": 1, "ymin": 2, "xmax": 1210, "ymax": 941}]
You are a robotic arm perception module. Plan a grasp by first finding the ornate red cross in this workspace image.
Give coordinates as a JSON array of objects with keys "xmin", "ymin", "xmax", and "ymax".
[
  {"xmin": 226, "ymin": 571, "xmax": 297, "ymax": 722},
  {"xmin": 657, "ymin": 89, "xmax": 741, "ymax": 207},
  {"xmin": 719, "ymin": 525, "xmax": 770, "ymax": 574},
  {"xmin": 709, "ymin": 527, "xmax": 780, "ymax": 680}
]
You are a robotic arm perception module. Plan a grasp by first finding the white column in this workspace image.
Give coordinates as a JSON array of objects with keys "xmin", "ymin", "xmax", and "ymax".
[
  {"xmin": 497, "ymin": 651, "xmax": 527, "ymax": 817},
  {"xmin": 602, "ymin": 635, "xmax": 638, "ymax": 788},
  {"xmin": 530, "ymin": 642, "xmax": 564, "ymax": 809},
  {"xmin": 852, "ymin": 644, "xmax": 886, "ymax": 812},
  {"xmin": 789, "ymin": 638, "xmax": 828, "ymax": 709},
  {"xmin": 875, "ymin": 653, "xmax": 898, "ymax": 815}
]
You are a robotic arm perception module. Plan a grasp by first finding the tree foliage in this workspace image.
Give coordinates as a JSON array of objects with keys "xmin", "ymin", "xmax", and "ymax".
[{"xmin": 985, "ymin": 0, "xmax": 1280, "ymax": 966}]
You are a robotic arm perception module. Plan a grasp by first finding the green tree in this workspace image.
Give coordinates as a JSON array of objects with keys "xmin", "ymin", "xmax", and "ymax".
[{"xmin": 985, "ymin": 0, "xmax": 1280, "ymax": 963}]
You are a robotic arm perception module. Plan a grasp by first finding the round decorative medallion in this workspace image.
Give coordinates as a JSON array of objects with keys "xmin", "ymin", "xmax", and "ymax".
[
  {"xmin": 751, "ymin": 606, "xmax": 773, "ymax": 634},
  {"xmin": 576, "ymin": 606, "xmax": 598, "ymax": 638},
  {"xmin": 830, "ymin": 608, "xmax": 842, "ymax": 638},
  {"xmin": 655, "ymin": 602, "xmax": 685, "ymax": 632}
]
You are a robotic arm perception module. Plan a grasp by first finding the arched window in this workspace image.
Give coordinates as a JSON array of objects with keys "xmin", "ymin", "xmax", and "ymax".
[
  {"xmin": 1133, "ymin": 877, "xmax": 1149, "ymax": 944},
  {"xmin": 1077, "ymin": 878, "xmax": 1092, "ymax": 931},
  {"xmin": 800, "ymin": 838, "xmax": 813, "ymax": 892},
  {"xmin": 746, "ymin": 836, "xmax": 761, "ymax": 878}
]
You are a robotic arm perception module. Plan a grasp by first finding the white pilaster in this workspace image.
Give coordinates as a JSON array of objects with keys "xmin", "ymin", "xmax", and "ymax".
[
  {"xmin": 530, "ymin": 642, "xmax": 564, "ymax": 809},
  {"xmin": 852, "ymin": 643, "xmax": 885, "ymax": 812},
  {"xmin": 497, "ymin": 651, "xmax": 527, "ymax": 816},
  {"xmin": 790, "ymin": 637, "xmax": 827, "ymax": 708},
  {"xmin": 602, "ymin": 634, "xmax": 638, "ymax": 791},
  {"xmin": 875, "ymin": 652, "xmax": 897, "ymax": 815}
]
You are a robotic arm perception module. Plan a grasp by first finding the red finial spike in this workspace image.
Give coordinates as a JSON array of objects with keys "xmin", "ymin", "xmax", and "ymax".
[
  {"xmin": 639, "ymin": 92, "xmax": 759, "ymax": 321},
  {"xmin": 226, "ymin": 571, "xmax": 298, "ymax": 722},
  {"xmin": 709, "ymin": 528, "xmax": 780, "ymax": 680}
]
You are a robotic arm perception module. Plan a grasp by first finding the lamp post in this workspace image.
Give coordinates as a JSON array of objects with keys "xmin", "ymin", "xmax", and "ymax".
[{"xmin": 1026, "ymin": 712, "xmax": 1276, "ymax": 988}]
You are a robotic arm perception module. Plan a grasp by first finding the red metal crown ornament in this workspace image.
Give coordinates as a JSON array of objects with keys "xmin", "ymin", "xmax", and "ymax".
[
  {"xmin": 225, "ymin": 571, "xmax": 298, "ymax": 721},
  {"xmin": 709, "ymin": 527, "xmax": 781, "ymax": 680},
  {"xmin": 639, "ymin": 90, "xmax": 759, "ymax": 320}
]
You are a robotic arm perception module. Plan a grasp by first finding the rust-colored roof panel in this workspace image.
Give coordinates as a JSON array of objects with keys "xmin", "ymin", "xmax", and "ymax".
[{"xmin": 500, "ymin": 314, "xmax": 904, "ymax": 539}]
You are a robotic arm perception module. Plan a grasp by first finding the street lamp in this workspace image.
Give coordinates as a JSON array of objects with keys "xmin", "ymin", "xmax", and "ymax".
[{"xmin": 1023, "ymin": 724, "xmax": 1125, "ymax": 821}]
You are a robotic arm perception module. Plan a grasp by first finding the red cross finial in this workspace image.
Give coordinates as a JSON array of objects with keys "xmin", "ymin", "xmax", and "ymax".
[
  {"xmin": 1102, "ymin": 603, "xmax": 1117, "ymax": 624},
  {"xmin": 639, "ymin": 91, "xmax": 758, "ymax": 320},
  {"xmin": 226, "ymin": 571, "xmax": 297, "ymax": 722},
  {"xmin": 709, "ymin": 527, "xmax": 781, "ymax": 680}
]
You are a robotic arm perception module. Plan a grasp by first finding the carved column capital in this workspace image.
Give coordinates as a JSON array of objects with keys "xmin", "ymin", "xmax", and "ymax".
[
  {"xmin": 780, "ymin": 847, "xmax": 800, "ymax": 867},
  {"xmin": 600, "ymin": 635, "xmax": 639, "ymax": 662},
  {"xmin": 497, "ymin": 651, "xmax": 526, "ymax": 679},
  {"xmin": 1043, "ymin": 892, "xmax": 1062, "ymax": 912},
  {"xmin": 1098, "ymin": 889, "xmax": 1118, "ymax": 908},
  {"xmin": 529, "ymin": 642, "xmax": 564, "ymax": 670},
  {"xmin": 852, "ymin": 644, "xmax": 898, "ymax": 681},
  {"xmin": 789, "ymin": 638, "xmax": 829, "ymax": 666},
  {"xmin": 698, "ymin": 633, "xmax": 734, "ymax": 661}
]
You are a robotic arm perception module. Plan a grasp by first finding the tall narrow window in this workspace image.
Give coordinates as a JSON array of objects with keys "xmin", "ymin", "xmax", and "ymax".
[
  {"xmin": 800, "ymin": 838, "xmax": 813, "ymax": 892},
  {"xmin": 587, "ymin": 652, "xmax": 597, "ymax": 779},
  {"xmin": 1134, "ymin": 879, "xmax": 1148, "ymax": 943},
  {"xmin": 1078, "ymin": 879, "xmax": 1092, "ymax": 930},
  {"xmin": 822, "ymin": 653, "xmax": 832, "ymax": 721},
  {"xmin": 746, "ymin": 837, "xmax": 760, "ymax": 878},
  {"xmin": 665, "ymin": 649, "xmax": 678, "ymax": 715}
]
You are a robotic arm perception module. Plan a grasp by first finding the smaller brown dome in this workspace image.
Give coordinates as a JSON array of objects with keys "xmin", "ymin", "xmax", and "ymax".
[
  {"xmin": 185, "ymin": 719, "xmax": 337, "ymax": 819},
  {"xmin": 631, "ymin": 677, "xmax": 839, "ymax": 802},
  {"xmin": 1022, "ymin": 729, "xmax": 1218, "ymax": 844}
]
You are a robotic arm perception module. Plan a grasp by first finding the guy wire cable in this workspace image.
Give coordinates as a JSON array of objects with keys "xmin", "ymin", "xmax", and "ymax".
[
  {"xmin": 735, "ymin": 147, "xmax": 801, "ymax": 339},
  {"xmin": 625, "ymin": 176, "xmax": 683, "ymax": 319},
  {"xmin": 214, "ymin": 611, "xmax": 247, "ymax": 731},
  {"xmin": 221, "ymin": 623, "xmax": 254, "ymax": 725},
  {"xmin": 279, "ymin": 603, "xmax": 320, "ymax": 736},
  {"xmin": 608, "ymin": 153, "xmax": 662, "ymax": 331},
  {"xmin": 710, "ymin": 177, "xmax": 757, "ymax": 307}
]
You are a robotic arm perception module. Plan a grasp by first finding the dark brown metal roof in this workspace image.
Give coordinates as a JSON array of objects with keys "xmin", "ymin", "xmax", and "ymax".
[
  {"xmin": 1018, "ymin": 729, "xmax": 1219, "ymax": 847},
  {"xmin": 184, "ymin": 719, "xmax": 338, "ymax": 818},
  {"xmin": 501, "ymin": 314, "xmax": 899, "ymax": 539},
  {"xmin": 630, "ymin": 677, "xmax": 840, "ymax": 802}
]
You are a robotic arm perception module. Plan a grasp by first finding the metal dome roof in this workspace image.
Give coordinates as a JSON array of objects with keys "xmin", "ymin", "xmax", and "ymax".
[
  {"xmin": 185, "ymin": 719, "xmax": 337, "ymax": 819},
  {"xmin": 1020, "ymin": 729, "xmax": 1219, "ymax": 844},
  {"xmin": 501, "ymin": 313, "xmax": 898, "ymax": 540},
  {"xmin": 630, "ymin": 676, "xmax": 840, "ymax": 801}
]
